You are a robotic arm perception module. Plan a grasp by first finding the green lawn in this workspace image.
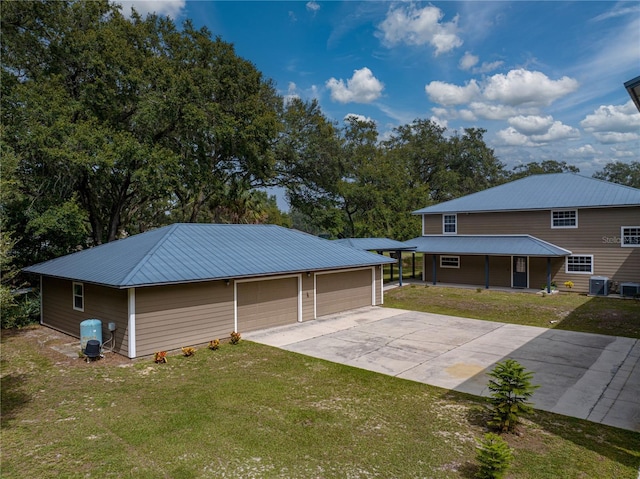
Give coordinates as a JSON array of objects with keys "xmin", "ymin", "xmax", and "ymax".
[
  {"xmin": 384, "ymin": 284, "xmax": 640, "ymax": 338},
  {"xmin": 2, "ymin": 326, "xmax": 639, "ymax": 478}
]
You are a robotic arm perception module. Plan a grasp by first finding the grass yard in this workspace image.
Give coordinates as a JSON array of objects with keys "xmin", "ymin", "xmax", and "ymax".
[
  {"xmin": 2, "ymin": 326, "xmax": 639, "ymax": 478},
  {"xmin": 384, "ymin": 284, "xmax": 640, "ymax": 339}
]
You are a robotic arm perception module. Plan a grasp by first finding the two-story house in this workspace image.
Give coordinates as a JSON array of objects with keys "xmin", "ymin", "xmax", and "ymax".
[{"xmin": 407, "ymin": 173, "xmax": 640, "ymax": 294}]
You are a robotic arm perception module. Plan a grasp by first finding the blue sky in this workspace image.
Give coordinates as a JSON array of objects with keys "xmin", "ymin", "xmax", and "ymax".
[{"xmin": 120, "ymin": 1, "xmax": 639, "ymax": 180}]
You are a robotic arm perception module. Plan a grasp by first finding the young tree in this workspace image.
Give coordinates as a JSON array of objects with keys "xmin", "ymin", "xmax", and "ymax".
[
  {"xmin": 475, "ymin": 433, "xmax": 514, "ymax": 479},
  {"xmin": 486, "ymin": 359, "xmax": 539, "ymax": 432}
]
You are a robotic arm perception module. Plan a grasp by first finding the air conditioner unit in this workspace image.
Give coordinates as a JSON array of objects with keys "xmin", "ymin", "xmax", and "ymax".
[
  {"xmin": 589, "ymin": 276, "xmax": 610, "ymax": 296},
  {"xmin": 620, "ymin": 282, "xmax": 640, "ymax": 298}
]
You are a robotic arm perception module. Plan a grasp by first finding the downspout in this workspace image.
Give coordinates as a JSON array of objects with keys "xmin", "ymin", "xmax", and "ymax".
[
  {"xmin": 432, "ymin": 254, "xmax": 437, "ymax": 285},
  {"xmin": 127, "ymin": 288, "xmax": 136, "ymax": 359}
]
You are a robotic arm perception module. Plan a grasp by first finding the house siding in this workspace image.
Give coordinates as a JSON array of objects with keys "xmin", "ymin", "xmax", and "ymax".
[
  {"xmin": 135, "ymin": 280, "xmax": 234, "ymax": 357},
  {"xmin": 422, "ymin": 207, "xmax": 640, "ymax": 292},
  {"xmin": 375, "ymin": 264, "xmax": 383, "ymax": 305},
  {"xmin": 41, "ymin": 277, "xmax": 129, "ymax": 355}
]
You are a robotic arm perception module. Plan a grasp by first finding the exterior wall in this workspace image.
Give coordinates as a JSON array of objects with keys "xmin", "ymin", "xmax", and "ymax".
[
  {"xmin": 424, "ymin": 255, "xmax": 511, "ymax": 287},
  {"xmin": 375, "ymin": 264, "xmax": 383, "ymax": 305},
  {"xmin": 301, "ymin": 273, "xmax": 315, "ymax": 321},
  {"xmin": 41, "ymin": 277, "xmax": 129, "ymax": 355},
  {"xmin": 135, "ymin": 280, "xmax": 234, "ymax": 357},
  {"xmin": 422, "ymin": 206, "xmax": 640, "ymax": 292}
]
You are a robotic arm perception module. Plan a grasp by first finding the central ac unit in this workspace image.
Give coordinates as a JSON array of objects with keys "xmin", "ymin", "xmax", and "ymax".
[
  {"xmin": 620, "ymin": 282, "xmax": 640, "ymax": 298},
  {"xmin": 589, "ymin": 276, "xmax": 610, "ymax": 296}
]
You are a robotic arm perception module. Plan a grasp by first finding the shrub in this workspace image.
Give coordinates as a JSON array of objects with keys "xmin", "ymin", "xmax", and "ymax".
[
  {"xmin": 486, "ymin": 359, "xmax": 539, "ymax": 432},
  {"xmin": 154, "ymin": 351, "xmax": 168, "ymax": 363},
  {"xmin": 208, "ymin": 339, "xmax": 220, "ymax": 350},
  {"xmin": 564, "ymin": 281, "xmax": 574, "ymax": 289},
  {"xmin": 475, "ymin": 433, "xmax": 514, "ymax": 479},
  {"xmin": 181, "ymin": 346, "xmax": 196, "ymax": 356},
  {"xmin": 229, "ymin": 331, "xmax": 241, "ymax": 345}
]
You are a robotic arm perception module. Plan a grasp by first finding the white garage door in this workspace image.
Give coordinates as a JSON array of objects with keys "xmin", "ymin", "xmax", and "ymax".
[
  {"xmin": 237, "ymin": 277, "xmax": 299, "ymax": 332},
  {"xmin": 316, "ymin": 269, "xmax": 372, "ymax": 317}
]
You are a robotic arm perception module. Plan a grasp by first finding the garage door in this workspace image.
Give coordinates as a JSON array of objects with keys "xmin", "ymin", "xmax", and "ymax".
[
  {"xmin": 237, "ymin": 277, "xmax": 299, "ymax": 332},
  {"xmin": 316, "ymin": 269, "xmax": 372, "ymax": 317}
]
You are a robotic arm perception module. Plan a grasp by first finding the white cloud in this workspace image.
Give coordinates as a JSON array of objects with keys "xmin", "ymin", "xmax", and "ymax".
[
  {"xmin": 116, "ymin": 0, "xmax": 185, "ymax": 18},
  {"xmin": 306, "ymin": 1, "xmax": 320, "ymax": 14},
  {"xmin": 592, "ymin": 132, "xmax": 640, "ymax": 144},
  {"xmin": 482, "ymin": 69, "xmax": 579, "ymax": 107},
  {"xmin": 473, "ymin": 60, "xmax": 503, "ymax": 74},
  {"xmin": 530, "ymin": 121, "xmax": 580, "ymax": 143},
  {"xmin": 430, "ymin": 115, "xmax": 448, "ymax": 129},
  {"xmin": 567, "ymin": 144, "xmax": 598, "ymax": 158},
  {"xmin": 469, "ymin": 102, "xmax": 524, "ymax": 121},
  {"xmin": 377, "ymin": 4, "xmax": 462, "ymax": 55},
  {"xmin": 344, "ymin": 113, "xmax": 375, "ymax": 124},
  {"xmin": 326, "ymin": 67, "xmax": 384, "ymax": 104},
  {"xmin": 610, "ymin": 146, "xmax": 636, "ymax": 158},
  {"xmin": 580, "ymin": 101, "xmax": 640, "ymax": 134},
  {"xmin": 459, "ymin": 52, "xmax": 478, "ymax": 71},
  {"xmin": 425, "ymin": 80, "xmax": 480, "ymax": 106},
  {"xmin": 283, "ymin": 82, "xmax": 300, "ymax": 105},
  {"xmin": 496, "ymin": 127, "xmax": 533, "ymax": 147},
  {"xmin": 508, "ymin": 115, "xmax": 554, "ymax": 135}
]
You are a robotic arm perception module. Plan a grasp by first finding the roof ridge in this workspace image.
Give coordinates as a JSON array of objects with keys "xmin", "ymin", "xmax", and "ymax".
[{"xmin": 120, "ymin": 224, "xmax": 179, "ymax": 286}]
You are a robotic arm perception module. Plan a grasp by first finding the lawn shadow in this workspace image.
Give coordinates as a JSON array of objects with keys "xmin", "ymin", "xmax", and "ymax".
[{"xmin": 1, "ymin": 372, "xmax": 32, "ymax": 427}]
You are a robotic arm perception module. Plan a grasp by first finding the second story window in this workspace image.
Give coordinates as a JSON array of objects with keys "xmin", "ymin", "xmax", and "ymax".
[
  {"xmin": 443, "ymin": 214, "xmax": 457, "ymax": 234},
  {"xmin": 621, "ymin": 227, "xmax": 640, "ymax": 247},
  {"xmin": 551, "ymin": 210, "xmax": 577, "ymax": 228},
  {"xmin": 73, "ymin": 282, "xmax": 84, "ymax": 311}
]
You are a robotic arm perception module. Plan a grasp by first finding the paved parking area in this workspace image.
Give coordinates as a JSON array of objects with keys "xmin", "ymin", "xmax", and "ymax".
[{"xmin": 245, "ymin": 306, "xmax": 640, "ymax": 432}]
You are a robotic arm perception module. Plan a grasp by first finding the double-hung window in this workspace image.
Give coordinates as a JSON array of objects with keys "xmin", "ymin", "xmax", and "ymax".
[
  {"xmin": 73, "ymin": 282, "xmax": 84, "ymax": 311},
  {"xmin": 551, "ymin": 210, "xmax": 577, "ymax": 228},
  {"xmin": 440, "ymin": 256, "xmax": 460, "ymax": 268},
  {"xmin": 621, "ymin": 227, "xmax": 640, "ymax": 247},
  {"xmin": 566, "ymin": 255, "xmax": 593, "ymax": 274},
  {"xmin": 443, "ymin": 214, "xmax": 457, "ymax": 234}
]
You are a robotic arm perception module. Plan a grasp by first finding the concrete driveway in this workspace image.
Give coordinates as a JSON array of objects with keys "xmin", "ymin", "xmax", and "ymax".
[{"xmin": 244, "ymin": 306, "xmax": 640, "ymax": 432}]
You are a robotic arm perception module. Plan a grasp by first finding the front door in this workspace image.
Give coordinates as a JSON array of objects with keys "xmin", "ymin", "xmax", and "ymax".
[{"xmin": 512, "ymin": 256, "xmax": 528, "ymax": 288}]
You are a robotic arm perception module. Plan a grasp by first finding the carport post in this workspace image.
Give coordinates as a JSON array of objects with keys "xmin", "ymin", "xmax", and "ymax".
[
  {"xmin": 412, "ymin": 252, "xmax": 416, "ymax": 278},
  {"xmin": 485, "ymin": 255, "xmax": 490, "ymax": 289},
  {"xmin": 546, "ymin": 257, "xmax": 552, "ymax": 293},
  {"xmin": 432, "ymin": 254, "xmax": 437, "ymax": 285},
  {"xmin": 397, "ymin": 250, "xmax": 403, "ymax": 286}
]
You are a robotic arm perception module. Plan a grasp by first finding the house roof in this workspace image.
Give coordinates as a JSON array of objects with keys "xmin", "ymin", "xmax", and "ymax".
[
  {"xmin": 404, "ymin": 235, "xmax": 572, "ymax": 257},
  {"xmin": 413, "ymin": 173, "xmax": 640, "ymax": 215},
  {"xmin": 625, "ymin": 75, "xmax": 640, "ymax": 112},
  {"xmin": 333, "ymin": 238, "xmax": 416, "ymax": 251},
  {"xmin": 23, "ymin": 224, "xmax": 394, "ymax": 288}
]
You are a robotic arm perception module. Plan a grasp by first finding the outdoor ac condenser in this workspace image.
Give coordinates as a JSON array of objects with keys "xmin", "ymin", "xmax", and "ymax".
[
  {"xmin": 589, "ymin": 276, "xmax": 610, "ymax": 296},
  {"xmin": 620, "ymin": 282, "xmax": 640, "ymax": 298}
]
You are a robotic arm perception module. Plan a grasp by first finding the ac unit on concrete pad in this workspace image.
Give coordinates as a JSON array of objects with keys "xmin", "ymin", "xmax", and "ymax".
[
  {"xmin": 620, "ymin": 282, "xmax": 640, "ymax": 298},
  {"xmin": 589, "ymin": 276, "xmax": 610, "ymax": 296}
]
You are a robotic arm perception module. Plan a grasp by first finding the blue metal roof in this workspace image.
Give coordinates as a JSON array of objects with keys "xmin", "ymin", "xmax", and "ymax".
[
  {"xmin": 405, "ymin": 235, "xmax": 572, "ymax": 257},
  {"xmin": 333, "ymin": 238, "xmax": 416, "ymax": 251},
  {"xmin": 413, "ymin": 173, "xmax": 640, "ymax": 214},
  {"xmin": 24, "ymin": 224, "xmax": 395, "ymax": 288}
]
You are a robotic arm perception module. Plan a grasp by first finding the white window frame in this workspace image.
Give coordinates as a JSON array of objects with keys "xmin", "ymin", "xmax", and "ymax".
[
  {"xmin": 551, "ymin": 209, "xmax": 578, "ymax": 229},
  {"xmin": 565, "ymin": 255, "xmax": 593, "ymax": 274},
  {"xmin": 440, "ymin": 255, "xmax": 460, "ymax": 269},
  {"xmin": 442, "ymin": 214, "xmax": 457, "ymax": 234},
  {"xmin": 73, "ymin": 282, "xmax": 84, "ymax": 311},
  {"xmin": 621, "ymin": 226, "xmax": 640, "ymax": 247}
]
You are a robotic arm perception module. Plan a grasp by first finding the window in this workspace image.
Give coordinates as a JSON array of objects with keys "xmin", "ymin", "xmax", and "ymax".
[
  {"xmin": 440, "ymin": 256, "xmax": 460, "ymax": 268},
  {"xmin": 621, "ymin": 227, "xmax": 640, "ymax": 247},
  {"xmin": 443, "ymin": 214, "xmax": 457, "ymax": 234},
  {"xmin": 551, "ymin": 210, "xmax": 578, "ymax": 228},
  {"xmin": 566, "ymin": 255, "xmax": 593, "ymax": 274},
  {"xmin": 73, "ymin": 282, "xmax": 84, "ymax": 311}
]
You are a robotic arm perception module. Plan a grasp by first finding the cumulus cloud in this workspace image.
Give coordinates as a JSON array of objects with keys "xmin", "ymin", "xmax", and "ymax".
[
  {"xmin": 497, "ymin": 120, "xmax": 579, "ymax": 146},
  {"xmin": 377, "ymin": 4, "xmax": 462, "ymax": 55},
  {"xmin": 459, "ymin": 52, "xmax": 478, "ymax": 70},
  {"xmin": 591, "ymin": 132, "xmax": 640, "ymax": 144},
  {"xmin": 567, "ymin": 145, "xmax": 598, "ymax": 158},
  {"xmin": 326, "ymin": 67, "xmax": 384, "ymax": 104},
  {"xmin": 116, "ymin": 0, "xmax": 185, "ymax": 18},
  {"xmin": 283, "ymin": 82, "xmax": 300, "ymax": 105},
  {"xmin": 482, "ymin": 69, "xmax": 579, "ymax": 107},
  {"xmin": 344, "ymin": 113, "xmax": 375, "ymax": 124},
  {"xmin": 306, "ymin": 1, "xmax": 320, "ymax": 14},
  {"xmin": 508, "ymin": 115, "xmax": 554, "ymax": 135},
  {"xmin": 468, "ymin": 102, "xmax": 525, "ymax": 121},
  {"xmin": 425, "ymin": 80, "xmax": 480, "ymax": 106},
  {"xmin": 473, "ymin": 60, "xmax": 503, "ymax": 74},
  {"xmin": 496, "ymin": 127, "xmax": 533, "ymax": 147},
  {"xmin": 580, "ymin": 101, "xmax": 640, "ymax": 133},
  {"xmin": 531, "ymin": 121, "xmax": 580, "ymax": 143}
]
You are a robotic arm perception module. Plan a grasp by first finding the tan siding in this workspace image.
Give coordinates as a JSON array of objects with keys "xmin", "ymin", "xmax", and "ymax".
[
  {"xmin": 421, "ymin": 207, "xmax": 640, "ymax": 292},
  {"xmin": 135, "ymin": 281, "xmax": 233, "ymax": 357},
  {"xmin": 237, "ymin": 277, "xmax": 298, "ymax": 332},
  {"xmin": 41, "ymin": 277, "xmax": 128, "ymax": 355},
  {"xmin": 375, "ymin": 265, "xmax": 383, "ymax": 305},
  {"xmin": 316, "ymin": 269, "xmax": 372, "ymax": 317},
  {"xmin": 301, "ymin": 274, "xmax": 315, "ymax": 321}
]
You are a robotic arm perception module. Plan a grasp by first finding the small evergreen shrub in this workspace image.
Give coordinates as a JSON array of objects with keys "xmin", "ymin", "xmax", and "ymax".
[
  {"xmin": 475, "ymin": 433, "xmax": 513, "ymax": 479},
  {"xmin": 154, "ymin": 351, "xmax": 168, "ymax": 363},
  {"xmin": 208, "ymin": 339, "xmax": 220, "ymax": 350},
  {"xmin": 181, "ymin": 346, "xmax": 196, "ymax": 357},
  {"xmin": 487, "ymin": 359, "xmax": 539, "ymax": 432}
]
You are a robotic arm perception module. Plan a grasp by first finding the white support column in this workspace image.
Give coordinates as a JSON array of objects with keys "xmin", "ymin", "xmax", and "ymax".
[{"xmin": 127, "ymin": 288, "xmax": 136, "ymax": 358}]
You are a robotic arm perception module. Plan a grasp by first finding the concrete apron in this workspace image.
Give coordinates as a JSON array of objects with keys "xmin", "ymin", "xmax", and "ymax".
[{"xmin": 245, "ymin": 306, "xmax": 640, "ymax": 432}]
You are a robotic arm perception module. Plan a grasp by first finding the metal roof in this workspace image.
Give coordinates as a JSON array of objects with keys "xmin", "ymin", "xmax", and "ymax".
[
  {"xmin": 413, "ymin": 173, "xmax": 640, "ymax": 214},
  {"xmin": 333, "ymin": 238, "xmax": 416, "ymax": 251},
  {"xmin": 404, "ymin": 235, "xmax": 572, "ymax": 257},
  {"xmin": 24, "ymin": 224, "xmax": 395, "ymax": 288},
  {"xmin": 625, "ymin": 75, "xmax": 640, "ymax": 112}
]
